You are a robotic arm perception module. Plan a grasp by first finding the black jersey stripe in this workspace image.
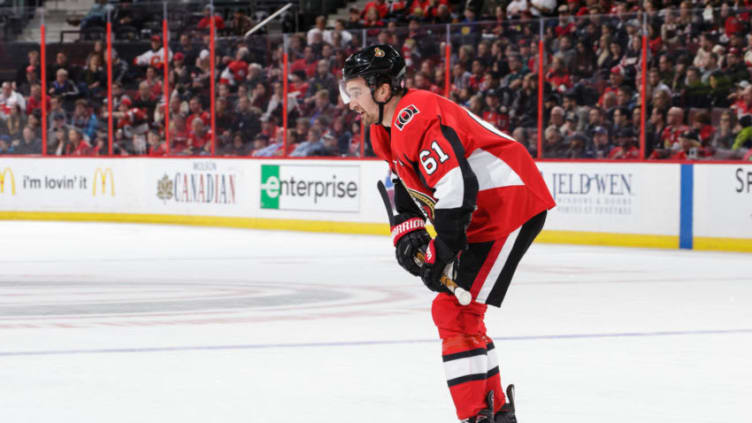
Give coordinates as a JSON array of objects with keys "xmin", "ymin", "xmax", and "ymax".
[
  {"xmin": 442, "ymin": 347, "xmax": 487, "ymax": 362},
  {"xmin": 447, "ymin": 367, "xmax": 501, "ymax": 387},
  {"xmin": 486, "ymin": 210, "xmax": 547, "ymax": 307}
]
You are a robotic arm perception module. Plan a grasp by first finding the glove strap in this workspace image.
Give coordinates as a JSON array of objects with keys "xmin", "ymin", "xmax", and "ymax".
[
  {"xmin": 424, "ymin": 239, "xmax": 437, "ymax": 265},
  {"xmin": 391, "ymin": 217, "xmax": 425, "ymax": 246}
]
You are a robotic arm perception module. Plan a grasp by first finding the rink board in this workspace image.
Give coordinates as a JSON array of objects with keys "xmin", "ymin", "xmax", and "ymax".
[{"xmin": 0, "ymin": 158, "xmax": 749, "ymax": 252}]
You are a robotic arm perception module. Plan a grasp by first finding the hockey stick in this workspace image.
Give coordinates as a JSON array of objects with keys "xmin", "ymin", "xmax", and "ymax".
[{"xmin": 376, "ymin": 180, "xmax": 472, "ymax": 306}]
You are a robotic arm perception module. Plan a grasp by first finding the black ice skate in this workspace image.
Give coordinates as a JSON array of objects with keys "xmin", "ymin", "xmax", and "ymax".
[
  {"xmin": 494, "ymin": 385, "xmax": 517, "ymax": 423},
  {"xmin": 461, "ymin": 385, "xmax": 517, "ymax": 423}
]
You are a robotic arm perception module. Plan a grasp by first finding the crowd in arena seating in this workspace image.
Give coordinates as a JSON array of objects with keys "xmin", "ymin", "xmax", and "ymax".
[{"xmin": 0, "ymin": 0, "xmax": 751, "ymax": 160}]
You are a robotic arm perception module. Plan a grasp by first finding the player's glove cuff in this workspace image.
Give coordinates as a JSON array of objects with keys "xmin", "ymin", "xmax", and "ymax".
[
  {"xmin": 392, "ymin": 213, "xmax": 430, "ymax": 277},
  {"xmin": 391, "ymin": 216, "xmax": 426, "ymax": 246}
]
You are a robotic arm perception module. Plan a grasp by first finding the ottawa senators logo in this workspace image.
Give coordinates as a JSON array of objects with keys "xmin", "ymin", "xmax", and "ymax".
[
  {"xmin": 406, "ymin": 186, "xmax": 436, "ymax": 221},
  {"xmin": 395, "ymin": 104, "xmax": 420, "ymax": 131},
  {"xmin": 374, "ymin": 47, "xmax": 385, "ymax": 57}
]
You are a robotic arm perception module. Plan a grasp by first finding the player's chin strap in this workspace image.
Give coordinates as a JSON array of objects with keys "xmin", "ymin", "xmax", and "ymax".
[{"xmin": 369, "ymin": 84, "xmax": 394, "ymax": 127}]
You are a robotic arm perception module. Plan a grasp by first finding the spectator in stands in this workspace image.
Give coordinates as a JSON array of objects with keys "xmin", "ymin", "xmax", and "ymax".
[
  {"xmin": 607, "ymin": 128, "xmax": 639, "ymax": 159},
  {"xmin": 17, "ymin": 65, "xmax": 38, "ymax": 97},
  {"xmin": 16, "ymin": 50, "xmax": 39, "ymax": 89},
  {"xmin": 546, "ymin": 56, "xmax": 572, "ymax": 93},
  {"xmin": 291, "ymin": 46, "xmax": 318, "ymax": 79},
  {"xmin": 731, "ymin": 85, "xmax": 752, "ymax": 117},
  {"xmin": 506, "ymin": 0, "xmax": 530, "ymax": 19},
  {"xmin": 68, "ymin": 128, "xmax": 96, "ymax": 156},
  {"xmin": 598, "ymin": 66, "xmax": 624, "ymax": 107},
  {"xmin": 731, "ymin": 115, "xmax": 752, "ymax": 152},
  {"xmin": 290, "ymin": 126, "xmax": 323, "ymax": 157},
  {"xmin": 542, "ymin": 124, "xmax": 566, "ymax": 157},
  {"xmin": 1, "ymin": 100, "xmax": 25, "ymax": 141},
  {"xmin": 305, "ymin": 60, "xmax": 338, "ymax": 105},
  {"xmin": 188, "ymin": 118, "xmax": 211, "ymax": 155},
  {"xmin": 224, "ymin": 132, "xmax": 251, "ymax": 156},
  {"xmin": 588, "ymin": 126, "xmax": 611, "ymax": 159},
  {"xmin": 700, "ymin": 53, "xmax": 720, "ymax": 84},
  {"xmin": 133, "ymin": 80, "xmax": 159, "ymax": 122},
  {"xmin": 691, "ymin": 110, "xmax": 715, "ymax": 144},
  {"xmin": 346, "ymin": 7, "xmax": 361, "ymax": 29},
  {"xmin": 0, "ymin": 82, "xmax": 26, "ymax": 119},
  {"xmin": 325, "ymin": 19, "xmax": 353, "ymax": 46},
  {"xmin": 26, "ymin": 84, "xmax": 42, "ymax": 117},
  {"xmin": 186, "ymin": 96, "xmax": 210, "ymax": 131},
  {"xmin": 80, "ymin": 0, "xmax": 112, "ymax": 31},
  {"xmin": 363, "ymin": 0, "xmax": 388, "ymax": 19},
  {"xmin": 81, "ymin": 54, "xmax": 106, "ymax": 99},
  {"xmin": 228, "ymin": 11, "xmax": 254, "ymax": 37},
  {"xmin": 362, "ymin": 6, "xmax": 385, "ymax": 29},
  {"xmin": 724, "ymin": 49, "xmax": 748, "ymax": 85},
  {"xmin": 219, "ymin": 47, "xmax": 250, "ymax": 88},
  {"xmin": 549, "ymin": 106, "xmax": 566, "ymax": 132},
  {"xmin": 682, "ymin": 67, "xmax": 709, "ymax": 108},
  {"xmin": 646, "ymin": 106, "xmax": 666, "ymax": 157},
  {"xmin": 49, "ymin": 69, "xmax": 79, "ymax": 110},
  {"xmin": 146, "ymin": 129, "xmax": 167, "ymax": 156},
  {"xmin": 710, "ymin": 111, "xmax": 737, "ymax": 151},
  {"xmin": 307, "ymin": 16, "xmax": 327, "ymax": 45},
  {"xmin": 71, "ymin": 99, "xmax": 99, "ymax": 141},
  {"xmin": 13, "ymin": 126, "xmax": 40, "ymax": 154},
  {"xmin": 198, "ymin": 5, "xmax": 225, "ymax": 30},
  {"xmin": 661, "ymin": 106, "xmax": 688, "ymax": 149},
  {"xmin": 49, "ymin": 52, "xmax": 77, "ymax": 83},
  {"xmin": 135, "ymin": 35, "xmax": 171, "ymax": 70}
]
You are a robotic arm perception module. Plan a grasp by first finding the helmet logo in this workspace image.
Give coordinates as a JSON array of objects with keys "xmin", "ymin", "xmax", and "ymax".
[{"xmin": 374, "ymin": 47, "xmax": 385, "ymax": 58}]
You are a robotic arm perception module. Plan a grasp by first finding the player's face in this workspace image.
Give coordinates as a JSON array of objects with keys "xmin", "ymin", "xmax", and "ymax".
[{"xmin": 344, "ymin": 78, "xmax": 379, "ymax": 126}]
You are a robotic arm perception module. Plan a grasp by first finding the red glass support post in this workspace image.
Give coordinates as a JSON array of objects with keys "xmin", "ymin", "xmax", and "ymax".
[
  {"xmin": 40, "ymin": 16, "xmax": 47, "ymax": 155},
  {"xmin": 283, "ymin": 49, "xmax": 288, "ymax": 157},
  {"xmin": 209, "ymin": 3, "xmax": 216, "ymax": 156},
  {"xmin": 107, "ymin": 15, "xmax": 113, "ymax": 156},
  {"xmin": 444, "ymin": 25, "xmax": 450, "ymax": 97},
  {"xmin": 163, "ymin": 3, "xmax": 170, "ymax": 154},
  {"xmin": 640, "ymin": 22, "xmax": 648, "ymax": 160},
  {"xmin": 537, "ymin": 34, "xmax": 543, "ymax": 160},
  {"xmin": 361, "ymin": 29, "xmax": 366, "ymax": 158}
]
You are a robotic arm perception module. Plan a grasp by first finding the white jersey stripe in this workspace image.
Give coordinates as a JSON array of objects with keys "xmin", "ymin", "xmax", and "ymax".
[
  {"xmin": 443, "ymin": 354, "xmax": 488, "ymax": 381},
  {"xmin": 433, "ymin": 166, "xmax": 464, "ymax": 210},
  {"xmin": 486, "ymin": 347, "xmax": 499, "ymax": 372},
  {"xmin": 476, "ymin": 226, "xmax": 521, "ymax": 304},
  {"xmin": 467, "ymin": 148, "xmax": 524, "ymax": 191}
]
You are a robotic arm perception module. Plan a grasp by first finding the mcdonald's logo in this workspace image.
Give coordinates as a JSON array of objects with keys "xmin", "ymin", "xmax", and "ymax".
[
  {"xmin": 0, "ymin": 167, "xmax": 16, "ymax": 195},
  {"xmin": 92, "ymin": 168, "xmax": 115, "ymax": 196}
]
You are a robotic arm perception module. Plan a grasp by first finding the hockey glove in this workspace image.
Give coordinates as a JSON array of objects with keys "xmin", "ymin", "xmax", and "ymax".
[
  {"xmin": 391, "ymin": 213, "xmax": 432, "ymax": 276},
  {"xmin": 420, "ymin": 237, "xmax": 458, "ymax": 294}
]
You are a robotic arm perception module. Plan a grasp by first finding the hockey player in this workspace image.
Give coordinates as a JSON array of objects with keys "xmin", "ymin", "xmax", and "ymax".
[{"xmin": 341, "ymin": 45, "xmax": 555, "ymax": 422}]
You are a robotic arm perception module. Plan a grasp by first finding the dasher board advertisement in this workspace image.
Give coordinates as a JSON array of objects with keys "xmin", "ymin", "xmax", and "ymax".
[
  {"xmin": 694, "ymin": 164, "xmax": 752, "ymax": 239},
  {"xmin": 537, "ymin": 162, "xmax": 680, "ymax": 236},
  {"xmin": 0, "ymin": 159, "xmax": 126, "ymax": 211},
  {"xmin": 260, "ymin": 164, "xmax": 360, "ymax": 212}
]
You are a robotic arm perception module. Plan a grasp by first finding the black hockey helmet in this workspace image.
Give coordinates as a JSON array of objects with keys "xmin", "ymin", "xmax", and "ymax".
[
  {"xmin": 341, "ymin": 45, "xmax": 406, "ymax": 125},
  {"xmin": 342, "ymin": 45, "xmax": 406, "ymax": 101}
]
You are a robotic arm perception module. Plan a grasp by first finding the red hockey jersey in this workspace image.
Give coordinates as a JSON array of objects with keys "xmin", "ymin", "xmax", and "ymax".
[{"xmin": 371, "ymin": 89, "xmax": 554, "ymax": 243}]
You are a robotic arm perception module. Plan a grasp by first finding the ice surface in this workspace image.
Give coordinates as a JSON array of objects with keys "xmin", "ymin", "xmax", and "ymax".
[{"xmin": 0, "ymin": 221, "xmax": 750, "ymax": 423}]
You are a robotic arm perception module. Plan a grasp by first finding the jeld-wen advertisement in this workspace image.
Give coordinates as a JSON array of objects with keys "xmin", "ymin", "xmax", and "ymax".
[
  {"xmin": 260, "ymin": 164, "xmax": 360, "ymax": 213},
  {"xmin": 537, "ymin": 162, "xmax": 680, "ymax": 235}
]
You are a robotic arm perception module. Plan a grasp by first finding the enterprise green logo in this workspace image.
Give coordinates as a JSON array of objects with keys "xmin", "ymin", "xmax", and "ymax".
[{"xmin": 260, "ymin": 164, "xmax": 281, "ymax": 209}]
